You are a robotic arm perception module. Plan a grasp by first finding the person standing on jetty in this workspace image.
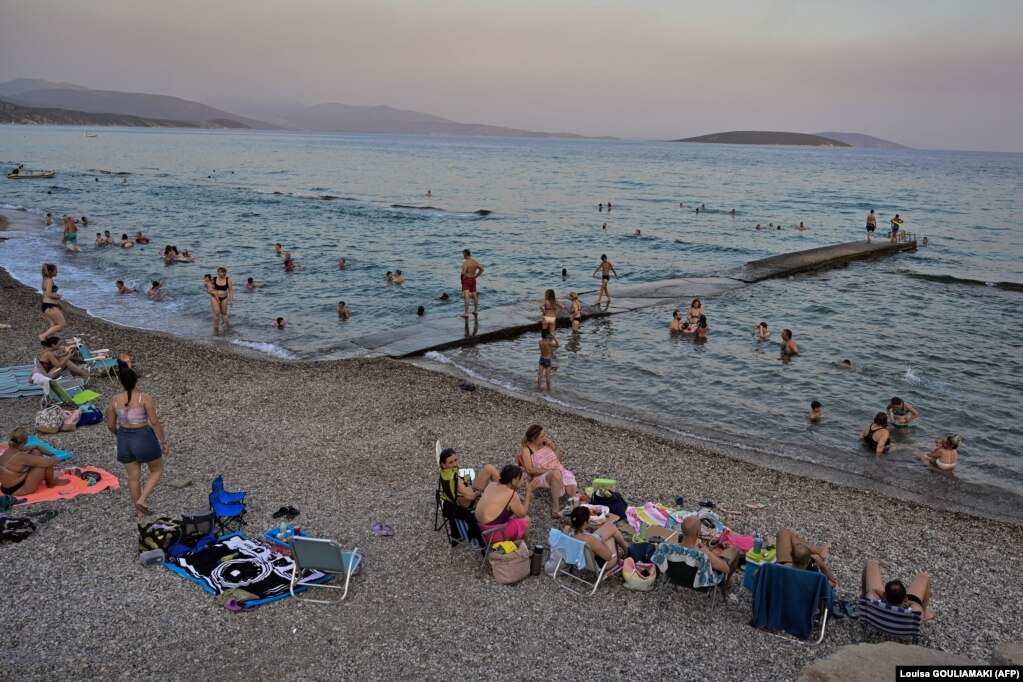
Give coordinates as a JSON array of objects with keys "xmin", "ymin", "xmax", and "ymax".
[
  {"xmin": 866, "ymin": 210, "xmax": 877, "ymax": 241},
  {"xmin": 592, "ymin": 254, "xmax": 619, "ymax": 305},
  {"xmin": 460, "ymin": 249, "xmax": 483, "ymax": 318}
]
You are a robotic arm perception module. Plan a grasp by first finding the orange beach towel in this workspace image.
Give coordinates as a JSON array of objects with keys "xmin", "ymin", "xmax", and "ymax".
[{"xmin": 14, "ymin": 466, "xmax": 120, "ymax": 504}]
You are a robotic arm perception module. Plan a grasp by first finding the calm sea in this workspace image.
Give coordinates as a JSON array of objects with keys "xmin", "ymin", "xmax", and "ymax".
[{"xmin": 2, "ymin": 125, "xmax": 1022, "ymax": 519}]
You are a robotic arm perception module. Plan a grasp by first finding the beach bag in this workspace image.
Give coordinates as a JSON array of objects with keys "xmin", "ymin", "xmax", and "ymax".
[
  {"xmin": 591, "ymin": 489, "xmax": 627, "ymax": 520},
  {"xmin": 77, "ymin": 405, "xmax": 103, "ymax": 427},
  {"xmin": 628, "ymin": 542, "xmax": 657, "ymax": 564},
  {"xmin": 0, "ymin": 516, "xmax": 36, "ymax": 543},
  {"xmin": 34, "ymin": 405, "xmax": 65, "ymax": 434},
  {"xmin": 138, "ymin": 517, "xmax": 182, "ymax": 553},
  {"xmin": 60, "ymin": 408, "xmax": 81, "ymax": 432},
  {"xmin": 487, "ymin": 541, "xmax": 531, "ymax": 584},
  {"xmin": 622, "ymin": 557, "xmax": 657, "ymax": 592}
]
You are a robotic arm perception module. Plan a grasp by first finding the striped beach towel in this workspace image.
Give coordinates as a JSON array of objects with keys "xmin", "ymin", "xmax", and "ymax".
[{"xmin": 858, "ymin": 596, "xmax": 922, "ymax": 639}]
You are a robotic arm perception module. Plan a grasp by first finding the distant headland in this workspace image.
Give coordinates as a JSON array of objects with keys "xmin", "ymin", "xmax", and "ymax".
[
  {"xmin": 673, "ymin": 130, "xmax": 908, "ymax": 149},
  {"xmin": 674, "ymin": 131, "xmax": 850, "ymax": 147}
]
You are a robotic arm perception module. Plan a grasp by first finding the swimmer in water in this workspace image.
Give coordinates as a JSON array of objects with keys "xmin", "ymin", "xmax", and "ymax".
[
  {"xmin": 103, "ymin": 230, "xmax": 114, "ymax": 245},
  {"xmin": 687, "ymin": 299, "xmax": 705, "ymax": 327},
  {"xmin": 385, "ymin": 271, "xmax": 393, "ymax": 283},
  {"xmin": 809, "ymin": 400, "xmax": 823, "ymax": 422},
  {"xmin": 338, "ymin": 258, "xmax": 346, "ymax": 269},
  {"xmin": 116, "ymin": 280, "xmax": 134, "ymax": 295},
  {"xmin": 752, "ymin": 321, "xmax": 771, "ymax": 339},
  {"xmin": 393, "ymin": 270, "xmax": 405, "ymax": 284},
  {"xmin": 417, "ymin": 305, "xmax": 425, "ymax": 316},
  {"xmin": 635, "ymin": 229, "xmax": 641, "ymax": 236},
  {"xmin": 246, "ymin": 277, "xmax": 264, "ymax": 290},
  {"xmin": 95, "ymin": 233, "xmax": 104, "ymax": 246},
  {"xmin": 798, "ymin": 222, "xmax": 807, "ymax": 231},
  {"xmin": 437, "ymin": 292, "xmax": 450, "ymax": 301},
  {"xmin": 834, "ymin": 359, "xmax": 853, "ymax": 369},
  {"xmin": 602, "ymin": 222, "xmax": 607, "ymax": 230},
  {"xmin": 916, "ymin": 435, "xmax": 961, "ymax": 471},
  {"xmin": 120, "ymin": 234, "xmax": 133, "ymax": 249},
  {"xmin": 426, "ymin": 189, "xmax": 432, "ymax": 197},
  {"xmin": 134, "ymin": 231, "xmax": 150, "ymax": 244},
  {"xmin": 45, "ymin": 213, "xmax": 53, "ymax": 226},
  {"xmin": 730, "ymin": 209, "xmax": 737, "ymax": 216},
  {"xmin": 669, "ymin": 309, "xmax": 684, "ymax": 332},
  {"xmin": 887, "ymin": 397, "xmax": 919, "ymax": 427},
  {"xmin": 562, "ymin": 268, "xmax": 568, "ymax": 279},
  {"xmin": 338, "ymin": 300, "xmax": 349, "ymax": 320},
  {"xmin": 148, "ymin": 280, "xmax": 164, "ymax": 299},
  {"xmin": 861, "ymin": 412, "xmax": 891, "ymax": 456},
  {"xmin": 275, "ymin": 242, "xmax": 283, "ymax": 256},
  {"xmin": 780, "ymin": 329, "xmax": 799, "ymax": 355},
  {"xmin": 922, "ymin": 237, "xmax": 929, "ymax": 246},
  {"xmin": 755, "ymin": 224, "xmax": 762, "ymax": 231},
  {"xmin": 283, "ymin": 253, "xmax": 295, "ymax": 272},
  {"xmin": 272, "ymin": 317, "xmax": 287, "ymax": 328}
]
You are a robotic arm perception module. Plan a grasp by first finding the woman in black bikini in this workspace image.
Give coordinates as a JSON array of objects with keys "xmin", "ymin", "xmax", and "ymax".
[
  {"xmin": 210, "ymin": 267, "xmax": 234, "ymax": 332},
  {"xmin": 38, "ymin": 336, "xmax": 89, "ymax": 379},
  {"xmin": 568, "ymin": 292, "xmax": 582, "ymax": 332},
  {"xmin": 0, "ymin": 428, "xmax": 69, "ymax": 496},
  {"xmin": 39, "ymin": 263, "xmax": 66, "ymax": 342},
  {"xmin": 860, "ymin": 412, "xmax": 892, "ymax": 456}
]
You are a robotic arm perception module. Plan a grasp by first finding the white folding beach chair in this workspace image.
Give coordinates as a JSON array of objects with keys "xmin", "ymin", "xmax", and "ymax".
[
  {"xmin": 548, "ymin": 529, "xmax": 615, "ymax": 596},
  {"xmin": 288, "ymin": 536, "xmax": 362, "ymax": 604}
]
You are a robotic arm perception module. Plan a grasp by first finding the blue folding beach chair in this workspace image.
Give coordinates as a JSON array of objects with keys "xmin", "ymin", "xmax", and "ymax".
[
  {"xmin": 74, "ymin": 341, "xmax": 119, "ymax": 381},
  {"xmin": 209, "ymin": 476, "xmax": 247, "ymax": 534}
]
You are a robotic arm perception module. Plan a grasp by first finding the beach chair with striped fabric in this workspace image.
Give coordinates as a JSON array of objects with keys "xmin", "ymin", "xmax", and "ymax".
[{"xmin": 858, "ymin": 596, "xmax": 922, "ymax": 643}]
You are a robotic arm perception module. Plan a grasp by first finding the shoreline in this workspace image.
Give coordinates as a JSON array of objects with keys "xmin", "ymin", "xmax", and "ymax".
[
  {"xmin": 5, "ymin": 207, "xmax": 1020, "ymax": 525},
  {"xmin": 2, "ymin": 263, "xmax": 1023, "ymax": 679}
]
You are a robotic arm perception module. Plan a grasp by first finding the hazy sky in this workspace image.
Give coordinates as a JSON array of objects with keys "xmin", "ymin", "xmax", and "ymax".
[{"xmin": 2, "ymin": 0, "xmax": 1022, "ymax": 151}]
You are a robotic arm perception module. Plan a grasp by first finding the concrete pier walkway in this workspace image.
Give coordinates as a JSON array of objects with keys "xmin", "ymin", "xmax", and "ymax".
[{"xmin": 348, "ymin": 238, "xmax": 916, "ymax": 358}]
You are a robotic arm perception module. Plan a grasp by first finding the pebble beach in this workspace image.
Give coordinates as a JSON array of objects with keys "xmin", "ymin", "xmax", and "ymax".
[{"xmin": 1, "ymin": 265, "xmax": 1022, "ymax": 681}]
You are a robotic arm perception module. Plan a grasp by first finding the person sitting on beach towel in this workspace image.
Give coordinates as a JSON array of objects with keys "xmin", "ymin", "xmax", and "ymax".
[
  {"xmin": 438, "ymin": 447, "xmax": 500, "ymax": 510},
  {"xmin": 518, "ymin": 424, "xmax": 578, "ymax": 519},
  {"xmin": 775, "ymin": 528, "xmax": 837, "ymax": 588},
  {"xmin": 0, "ymin": 428, "xmax": 70, "ymax": 496},
  {"xmin": 475, "ymin": 464, "xmax": 542, "ymax": 543},
  {"xmin": 861, "ymin": 559, "xmax": 934, "ymax": 622}
]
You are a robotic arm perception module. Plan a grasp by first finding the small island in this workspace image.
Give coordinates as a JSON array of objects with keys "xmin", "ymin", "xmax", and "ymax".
[{"xmin": 673, "ymin": 131, "xmax": 851, "ymax": 147}]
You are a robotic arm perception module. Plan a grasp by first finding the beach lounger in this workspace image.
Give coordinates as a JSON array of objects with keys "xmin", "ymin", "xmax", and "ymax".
[
  {"xmin": 41, "ymin": 379, "xmax": 99, "ymax": 409},
  {"xmin": 750, "ymin": 562, "xmax": 832, "ymax": 645},
  {"xmin": 548, "ymin": 528, "xmax": 616, "ymax": 596},
  {"xmin": 858, "ymin": 596, "xmax": 922, "ymax": 644},
  {"xmin": 288, "ymin": 536, "xmax": 362, "ymax": 603}
]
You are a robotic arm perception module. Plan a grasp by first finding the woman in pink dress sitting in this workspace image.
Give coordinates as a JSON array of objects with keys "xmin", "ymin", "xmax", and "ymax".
[
  {"xmin": 475, "ymin": 464, "xmax": 542, "ymax": 542},
  {"xmin": 519, "ymin": 424, "xmax": 578, "ymax": 519}
]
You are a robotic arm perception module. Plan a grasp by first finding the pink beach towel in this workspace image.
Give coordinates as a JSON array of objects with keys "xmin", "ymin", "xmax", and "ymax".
[{"xmin": 13, "ymin": 466, "xmax": 119, "ymax": 504}]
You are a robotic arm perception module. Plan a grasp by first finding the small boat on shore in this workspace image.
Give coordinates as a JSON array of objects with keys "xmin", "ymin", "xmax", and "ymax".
[{"xmin": 6, "ymin": 170, "xmax": 56, "ymax": 179}]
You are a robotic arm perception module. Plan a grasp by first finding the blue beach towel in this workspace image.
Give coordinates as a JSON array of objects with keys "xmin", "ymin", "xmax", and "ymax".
[
  {"xmin": 25, "ymin": 435, "xmax": 73, "ymax": 461},
  {"xmin": 549, "ymin": 528, "xmax": 587, "ymax": 569},
  {"xmin": 750, "ymin": 562, "xmax": 832, "ymax": 640}
]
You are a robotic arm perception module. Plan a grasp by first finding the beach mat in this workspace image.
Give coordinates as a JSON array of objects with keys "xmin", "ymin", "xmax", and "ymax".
[
  {"xmin": 164, "ymin": 533, "xmax": 332, "ymax": 607},
  {"xmin": 11, "ymin": 466, "xmax": 119, "ymax": 504}
]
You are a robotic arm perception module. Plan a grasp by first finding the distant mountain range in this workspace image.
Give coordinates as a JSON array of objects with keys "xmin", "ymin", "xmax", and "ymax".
[
  {"xmin": 0, "ymin": 98, "xmax": 247, "ymax": 129},
  {"xmin": 674, "ymin": 130, "xmax": 908, "ymax": 149},
  {"xmin": 0, "ymin": 78, "xmax": 605, "ymax": 139}
]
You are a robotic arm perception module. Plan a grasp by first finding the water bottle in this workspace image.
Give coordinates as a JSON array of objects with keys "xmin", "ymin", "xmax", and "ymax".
[
  {"xmin": 530, "ymin": 545, "xmax": 545, "ymax": 576},
  {"xmin": 753, "ymin": 537, "xmax": 764, "ymax": 554},
  {"xmin": 278, "ymin": 520, "xmax": 288, "ymax": 539}
]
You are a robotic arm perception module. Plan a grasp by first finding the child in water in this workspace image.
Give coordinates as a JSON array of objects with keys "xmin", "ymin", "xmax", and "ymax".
[
  {"xmin": 916, "ymin": 435, "xmax": 961, "ymax": 471},
  {"xmin": 537, "ymin": 329, "xmax": 559, "ymax": 391},
  {"xmin": 809, "ymin": 401, "xmax": 823, "ymax": 422},
  {"xmin": 338, "ymin": 301, "xmax": 349, "ymax": 320},
  {"xmin": 272, "ymin": 317, "xmax": 287, "ymax": 328}
]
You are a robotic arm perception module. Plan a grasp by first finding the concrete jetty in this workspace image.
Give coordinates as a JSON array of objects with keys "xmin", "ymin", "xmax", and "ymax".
[{"xmin": 348, "ymin": 239, "xmax": 916, "ymax": 358}]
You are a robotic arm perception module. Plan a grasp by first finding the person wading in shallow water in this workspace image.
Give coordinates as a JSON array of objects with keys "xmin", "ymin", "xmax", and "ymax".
[
  {"xmin": 460, "ymin": 249, "xmax": 484, "ymax": 318},
  {"xmin": 592, "ymin": 254, "xmax": 618, "ymax": 305}
]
